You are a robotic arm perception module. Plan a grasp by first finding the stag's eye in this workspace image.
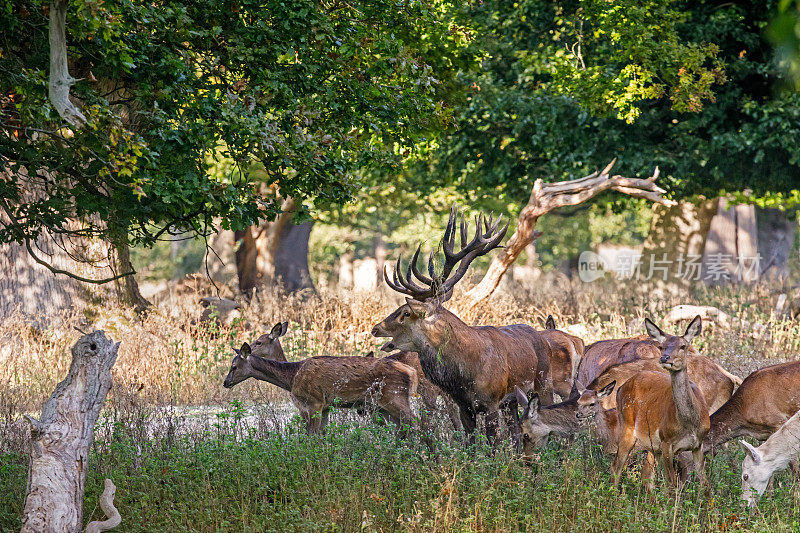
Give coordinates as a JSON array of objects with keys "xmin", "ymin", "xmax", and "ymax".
[{"xmin": 743, "ymin": 473, "xmax": 749, "ymax": 481}]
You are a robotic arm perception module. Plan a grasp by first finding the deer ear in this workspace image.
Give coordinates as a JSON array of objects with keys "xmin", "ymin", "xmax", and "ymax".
[
  {"xmin": 644, "ymin": 317, "xmax": 666, "ymax": 343},
  {"xmin": 740, "ymin": 440, "xmax": 762, "ymax": 464},
  {"xmin": 598, "ymin": 381, "xmax": 616, "ymax": 398},
  {"xmin": 545, "ymin": 315, "xmax": 556, "ymax": 330},
  {"xmin": 269, "ymin": 322, "xmax": 286, "ymax": 340},
  {"xmin": 525, "ymin": 394, "xmax": 540, "ymax": 422},
  {"xmin": 240, "ymin": 343, "xmax": 251, "ymax": 359},
  {"xmin": 683, "ymin": 315, "xmax": 702, "ymax": 343},
  {"xmin": 280, "ymin": 321, "xmax": 289, "ymax": 336}
]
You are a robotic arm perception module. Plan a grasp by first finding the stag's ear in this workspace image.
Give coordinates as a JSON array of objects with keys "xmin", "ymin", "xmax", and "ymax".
[
  {"xmin": 545, "ymin": 315, "xmax": 556, "ymax": 330},
  {"xmin": 598, "ymin": 380, "xmax": 616, "ymax": 399},
  {"xmin": 644, "ymin": 317, "xmax": 666, "ymax": 343},
  {"xmin": 269, "ymin": 322, "xmax": 288, "ymax": 341},
  {"xmin": 240, "ymin": 343, "xmax": 252, "ymax": 359},
  {"xmin": 683, "ymin": 315, "xmax": 702, "ymax": 343},
  {"xmin": 740, "ymin": 440, "xmax": 762, "ymax": 465},
  {"xmin": 405, "ymin": 298, "xmax": 430, "ymax": 318}
]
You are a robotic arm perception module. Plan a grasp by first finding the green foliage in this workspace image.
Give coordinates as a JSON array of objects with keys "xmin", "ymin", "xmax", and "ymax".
[
  {"xmin": 768, "ymin": 0, "xmax": 800, "ymax": 89},
  {"xmin": 0, "ymin": 0, "xmax": 466, "ymax": 252},
  {"xmin": 3, "ymin": 422, "xmax": 800, "ymax": 531},
  {"xmin": 418, "ymin": 0, "xmax": 800, "ymax": 208}
]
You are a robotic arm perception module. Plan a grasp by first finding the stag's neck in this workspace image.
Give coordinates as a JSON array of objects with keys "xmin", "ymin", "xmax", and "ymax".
[
  {"xmin": 249, "ymin": 357, "xmax": 302, "ymax": 391},
  {"xmin": 704, "ymin": 396, "xmax": 742, "ymax": 451},
  {"xmin": 670, "ymin": 366, "xmax": 702, "ymax": 428},
  {"xmin": 540, "ymin": 401, "xmax": 583, "ymax": 437}
]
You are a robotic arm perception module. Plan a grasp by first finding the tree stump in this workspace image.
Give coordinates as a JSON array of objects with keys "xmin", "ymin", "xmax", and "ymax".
[{"xmin": 21, "ymin": 330, "xmax": 120, "ymax": 533}]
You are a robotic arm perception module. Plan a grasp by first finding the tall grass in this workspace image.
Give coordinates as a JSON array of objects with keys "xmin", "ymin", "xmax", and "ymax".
[{"xmin": 2, "ymin": 278, "xmax": 800, "ymax": 531}]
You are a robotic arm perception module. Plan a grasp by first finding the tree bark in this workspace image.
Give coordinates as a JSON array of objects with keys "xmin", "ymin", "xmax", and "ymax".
[
  {"xmin": 234, "ymin": 197, "xmax": 316, "ymax": 295},
  {"xmin": 21, "ymin": 330, "xmax": 120, "ymax": 533},
  {"xmin": 112, "ymin": 239, "xmax": 150, "ymax": 313},
  {"xmin": 463, "ymin": 160, "xmax": 675, "ymax": 308}
]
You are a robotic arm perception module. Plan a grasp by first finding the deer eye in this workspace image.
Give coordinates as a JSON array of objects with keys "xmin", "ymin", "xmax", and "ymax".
[{"xmin": 743, "ymin": 473, "xmax": 749, "ymax": 481}]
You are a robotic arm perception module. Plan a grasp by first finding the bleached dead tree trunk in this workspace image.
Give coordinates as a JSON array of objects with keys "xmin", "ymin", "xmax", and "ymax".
[
  {"xmin": 463, "ymin": 160, "xmax": 676, "ymax": 308},
  {"xmin": 21, "ymin": 331, "xmax": 121, "ymax": 533},
  {"xmin": 49, "ymin": 0, "xmax": 86, "ymax": 128}
]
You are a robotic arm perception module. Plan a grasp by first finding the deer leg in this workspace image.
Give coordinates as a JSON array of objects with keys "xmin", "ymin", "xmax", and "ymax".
[
  {"xmin": 659, "ymin": 442, "xmax": 677, "ymax": 488},
  {"xmin": 692, "ymin": 446, "xmax": 708, "ymax": 487},
  {"xmin": 445, "ymin": 397, "xmax": 464, "ymax": 432},
  {"xmin": 612, "ymin": 429, "xmax": 636, "ymax": 487},
  {"xmin": 642, "ymin": 452, "xmax": 657, "ymax": 493},
  {"xmin": 676, "ymin": 451, "xmax": 693, "ymax": 482},
  {"xmin": 458, "ymin": 405, "xmax": 477, "ymax": 444},
  {"xmin": 484, "ymin": 409, "xmax": 500, "ymax": 447},
  {"xmin": 501, "ymin": 404, "xmax": 522, "ymax": 453}
]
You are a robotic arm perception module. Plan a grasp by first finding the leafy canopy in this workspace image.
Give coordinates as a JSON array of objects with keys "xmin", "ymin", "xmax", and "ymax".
[{"xmin": 0, "ymin": 0, "xmax": 467, "ymax": 252}]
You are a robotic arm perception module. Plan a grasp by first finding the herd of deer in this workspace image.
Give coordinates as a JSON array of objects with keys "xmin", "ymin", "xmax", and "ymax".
[{"xmin": 222, "ymin": 205, "xmax": 800, "ymax": 507}]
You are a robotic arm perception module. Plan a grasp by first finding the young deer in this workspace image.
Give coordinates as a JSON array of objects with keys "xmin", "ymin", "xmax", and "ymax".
[
  {"xmin": 611, "ymin": 316, "xmax": 710, "ymax": 488},
  {"xmin": 740, "ymin": 408, "xmax": 800, "ymax": 507},
  {"xmin": 575, "ymin": 381, "xmax": 619, "ymax": 454},
  {"xmin": 223, "ymin": 323, "xmax": 418, "ymax": 434},
  {"xmin": 365, "ymin": 350, "xmax": 463, "ymax": 431},
  {"xmin": 509, "ymin": 390, "xmax": 582, "ymax": 456},
  {"xmin": 372, "ymin": 205, "xmax": 554, "ymax": 445}
]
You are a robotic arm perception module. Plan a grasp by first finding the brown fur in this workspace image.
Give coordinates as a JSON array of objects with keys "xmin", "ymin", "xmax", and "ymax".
[
  {"xmin": 588, "ymin": 355, "xmax": 737, "ymax": 413},
  {"xmin": 373, "ymin": 301, "xmax": 553, "ymax": 443},
  {"xmin": 705, "ymin": 360, "xmax": 800, "ymax": 452},
  {"xmin": 538, "ymin": 327, "xmax": 585, "ymax": 399},
  {"xmin": 611, "ymin": 317, "xmax": 711, "ymax": 489},
  {"xmin": 223, "ymin": 325, "xmax": 418, "ymax": 434},
  {"xmin": 378, "ymin": 351, "xmax": 463, "ymax": 431},
  {"xmin": 574, "ymin": 335, "xmax": 658, "ymax": 393}
]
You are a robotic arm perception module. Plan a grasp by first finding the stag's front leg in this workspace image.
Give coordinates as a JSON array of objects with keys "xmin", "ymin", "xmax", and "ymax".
[
  {"xmin": 484, "ymin": 409, "xmax": 500, "ymax": 447},
  {"xmin": 458, "ymin": 405, "xmax": 477, "ymax": 444}
]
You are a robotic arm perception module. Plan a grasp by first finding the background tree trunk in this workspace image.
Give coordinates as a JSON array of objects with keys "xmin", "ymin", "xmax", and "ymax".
[
  {"xmin": 21, "ymin": 330, "xmax": 120, "ymax": 533},
  {"xmin": 234, "ymin": 198, "xmax": 316, "ymax": 295},
  {"xmin": 273, "ymin": 220, "xmax": 315, "ymax": 292},
  {"xmin": 112, "ymin": 240, "xmax": 150, "ymax": 312},
  {"xmin": 757, "ymin": 208, "xmax": 795, "ymax": 280}
]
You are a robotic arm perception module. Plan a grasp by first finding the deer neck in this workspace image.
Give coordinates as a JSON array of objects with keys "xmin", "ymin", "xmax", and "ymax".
[
  {"xmin": 594, "ymin": 407, "xmax": 619, "ymax": 449},
  {"xmin": 761, "ymin": 413, "xmax": 800, "ymax": 471},
  {"xmin": 704, "ymin": 396, "xmax": 743, "ymax": 450},
  {"xmin": 669, "ymin": 364, "xmax": 701, "ymax": 428},
  {"xmin": 540, "ymin": 401, "xmax": 582, "ymax": 437},
  {"xmin": 248, "ymin": 357, "xmax": 302, "ymax": 391}
]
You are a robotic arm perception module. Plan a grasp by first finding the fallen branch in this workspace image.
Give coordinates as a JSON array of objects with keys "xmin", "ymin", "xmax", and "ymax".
[{"xmin": 85, "ymin": 479, "xmax": 121, "ymax": 533}]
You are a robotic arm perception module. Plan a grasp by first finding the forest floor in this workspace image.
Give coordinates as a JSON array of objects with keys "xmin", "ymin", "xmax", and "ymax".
[{"xmin": 2, "ymin": 277, "xmax": 800, "ymax": 531}]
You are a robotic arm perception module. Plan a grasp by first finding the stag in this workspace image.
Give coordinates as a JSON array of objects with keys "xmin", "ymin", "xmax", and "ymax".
[
  {"xmin": 223, "ymin": 323, "xmax": 418, "ymax": 434},
  {"xmin": 372, "ymin": 205, "xmax": 554, "ymax": 444}
]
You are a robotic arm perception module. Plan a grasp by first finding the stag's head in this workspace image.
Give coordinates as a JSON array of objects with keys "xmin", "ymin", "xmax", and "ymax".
[
  {"xmin": 371, "ymin": 204, "xmax": 507, "ymax": 352},
  {"xmin": 740, "ymin": 440, "xmax": 769, "ymax": 508},
  {"xmin": 644, "ymin": 315, "xmax": 702, "ymax": 372},
  {"xmin": 575, "ymin": 381, "xmax": 616, "ymax": 423}
]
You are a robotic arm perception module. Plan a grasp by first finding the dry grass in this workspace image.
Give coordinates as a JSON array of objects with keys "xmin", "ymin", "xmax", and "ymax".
[{"xmin": 1, "ymin": 275, "xmax": 799, "ymax": 420}]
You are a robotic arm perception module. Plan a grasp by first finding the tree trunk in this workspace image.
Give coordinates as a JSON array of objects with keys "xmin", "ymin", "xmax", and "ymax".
[
  {"xmin": 234, "ymin": 197, "xmax": 316, "ymax": 295},
  {"xmin": 463, "ymin": 160, "xmax": 675, "ymax": 308},
  {"xmin": 112, "ymin": 239, "xmax": 150, "ymax": 313},
  {"xmin": 203, "ymin": 226, "xmax": 237, "ymax": 286},
  {"xmin": 21, "ymin": 330, "xmax": 120, "ymax": 533},
  {"xmin": 273, "ymin": 220, "xmax": 315, "ymax": 292},
  {"xmin": 639, "ymin": 197, "xmax": 718, "ymax": 287}
]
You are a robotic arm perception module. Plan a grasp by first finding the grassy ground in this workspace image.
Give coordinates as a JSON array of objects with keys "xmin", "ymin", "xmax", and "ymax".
[
  {"xmin": 2, "ymin": 410, "xmax": 800, "ymax": 532},
  {"xmin": 2, "ymin": 280, "xmax": 800, "ymax": 531}
]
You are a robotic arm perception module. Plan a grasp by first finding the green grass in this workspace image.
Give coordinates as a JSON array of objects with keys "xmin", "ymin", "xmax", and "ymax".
[{"xmin": 3, "ymin": 412, "xmax": 800, "ymax": 532}]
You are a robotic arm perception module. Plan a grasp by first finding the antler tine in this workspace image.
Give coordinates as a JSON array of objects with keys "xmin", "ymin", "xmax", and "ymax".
[
  {"xmin": 459, "ymin": 212, "xmax": 468, "ymax": 248},
  {"xmin": 404, "ymin": 255, "xmax": 429, "ymax": 293},
  {"xmin": 410, "ymin": 244, "xmax": 432, "ymax": 285},
  {"xmin": 384, "ymin": 263, "xmax": 413, "ymax": 296},
  {"xmin": 427, "ymin": 250, "xmax": 437, "ymax": 281}
]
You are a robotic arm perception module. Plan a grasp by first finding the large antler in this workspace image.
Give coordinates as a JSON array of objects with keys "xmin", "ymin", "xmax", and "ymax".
[{"xmin": 383, "ymin": 205, "xmax": 508, "ymax": 301}]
